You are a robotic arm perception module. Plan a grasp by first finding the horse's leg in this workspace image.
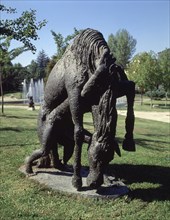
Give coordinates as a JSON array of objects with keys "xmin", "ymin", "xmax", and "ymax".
[
  {"xmin": 68, "ymin": 90, "xmax": 84, "ymax": 190},
  {"xmin": 25, "ymin": 149, "xmax": 48, "ymax": 174},
  {"xmin": 50, "ymin": 144, "xmax": 62, "ymax": 168},
  {"xmin": 37, "ymin": 154, "xmax": 51, "ymax": 168},
  {"xmin": 63, "ymin": 141, "xmax": 74, "ymax": 165},
  {"xmin": 25, "ymin": 120, "xmax": 55, "ymax": 174},
  {"xmin": 25, "ymin": 124, "xmax": 52, "ymax": 174},
  {"xmin": 119, "ymin": 81, "xmax": 136, "ymax": 151}
]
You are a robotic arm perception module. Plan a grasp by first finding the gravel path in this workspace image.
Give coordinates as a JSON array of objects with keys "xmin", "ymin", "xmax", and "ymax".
[{"xmin": 118, "ymin": 110, "xmax": 170, "ymax": 123}]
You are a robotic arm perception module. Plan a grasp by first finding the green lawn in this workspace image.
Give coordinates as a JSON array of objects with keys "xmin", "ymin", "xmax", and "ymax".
[
  {"xmin": 133, "ymin": 95, "xmax": 170, "ymax": 112},
  {"xmin": 0, "ymin": 107, "xmax": 170, "ymax": 220}
]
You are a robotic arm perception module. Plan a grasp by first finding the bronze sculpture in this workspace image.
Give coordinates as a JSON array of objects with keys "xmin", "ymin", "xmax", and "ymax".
[{"xmin": 25, "ymin": 28, "xmax": 135, "ymax": 190}]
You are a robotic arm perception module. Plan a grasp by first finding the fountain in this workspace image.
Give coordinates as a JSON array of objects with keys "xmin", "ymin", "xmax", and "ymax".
[
  {"xmin": 22, "ymin": 79, "xmax": 28, "ymax": 104},
  {"xmin": 22, "ymin": 78, "xmax": 44, "ymax": 104}
]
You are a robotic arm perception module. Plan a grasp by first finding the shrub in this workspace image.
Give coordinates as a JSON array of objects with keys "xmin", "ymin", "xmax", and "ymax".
[{"xmin": 146, "ymin": 88, "xmax": 166, "ymax": 100}]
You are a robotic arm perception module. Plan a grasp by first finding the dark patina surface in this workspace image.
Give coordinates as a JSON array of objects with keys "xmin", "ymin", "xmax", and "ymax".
[{"xmin": 25, "ymin": 28, "xmax": 135, "ymax": 190}]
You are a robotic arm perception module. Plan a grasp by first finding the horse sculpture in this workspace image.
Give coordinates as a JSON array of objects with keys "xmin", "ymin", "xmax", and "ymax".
[{"xmin": 25, "ymin": 28, "xmax": 135, "ymax": 190}]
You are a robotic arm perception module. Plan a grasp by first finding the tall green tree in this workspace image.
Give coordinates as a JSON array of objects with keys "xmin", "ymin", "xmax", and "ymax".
[
  {"xmin": 0, "ymin": 37, "xmax": 29, "ymax": 113},
  {"xmin": 26, "ymin": 50, "xmax": 49, "ymax": 81},
  {"xmin": 127, "ymin": 52, "xmax": 160, "ymax": 105},
  {"xmin": 36, "ymin": 50, "xmax": 49, "ymax": 79},
  {"xmin": 8, "ymin": 63, "xmax": 29, "ymax": 92},
  {"xmin": 0, "ymin": 4, "xmax": 47, "ymax": 114},
  {"xmin": 158, "ymin": 48, "xmax": 170, "ymax": 104},
  {"xmin": 26, "ymin": 60, "xmax": 39, "ymax": 80},
  {"xmin": 108, "ymin": 29, "xmax": 137, "ymax": 68}
]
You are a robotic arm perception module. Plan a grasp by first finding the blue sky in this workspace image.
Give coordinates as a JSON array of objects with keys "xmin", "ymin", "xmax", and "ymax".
[{"xmin": 1, "ymin": 0, "xmax": 170, "ymax": 66}]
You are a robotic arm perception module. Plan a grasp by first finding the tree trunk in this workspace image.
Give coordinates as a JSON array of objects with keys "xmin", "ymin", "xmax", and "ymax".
[
  {"xmin": 0, "ymin": 69, "xmax": 4, "ymax": 114},
  {"xmin": 165, "ymin": 91, "xmax": 168, "ymax": 107},
  {"xmin": 150, "ymin": 90, "xmax": 153, "ymax": 108},
  {"xmin": 140, "ymin": 90, "xmax": 143, "ymax": 105}
]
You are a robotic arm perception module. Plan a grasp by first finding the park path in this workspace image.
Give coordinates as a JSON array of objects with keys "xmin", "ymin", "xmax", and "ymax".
[
  {"xmin": 117, "ymin": 110, "xmax": 170, "ymax": 123},
  {"xmin": 2, "ymin": 104, "xmax": 170, "ymax": 123}
]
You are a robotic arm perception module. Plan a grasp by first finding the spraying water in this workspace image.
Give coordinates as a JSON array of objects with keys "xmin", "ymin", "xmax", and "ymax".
[
  {"xmin": 22, "ymin": 78, "xmax": 44, "ymax": 104},
  {"xmin": 22, "ymin": 79, "xmax": 28, "ymax": 104}
]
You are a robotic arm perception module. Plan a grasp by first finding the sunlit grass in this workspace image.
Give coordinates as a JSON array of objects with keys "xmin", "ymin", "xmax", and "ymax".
[{"xmin": 0, "ymin": 107, "xmax": 170, "ymax": 220}]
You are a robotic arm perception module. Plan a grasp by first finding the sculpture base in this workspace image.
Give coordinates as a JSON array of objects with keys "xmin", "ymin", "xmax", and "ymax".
[{"xmin": 19, "ymin": 165, "xmax": 129, "ymax": 199}]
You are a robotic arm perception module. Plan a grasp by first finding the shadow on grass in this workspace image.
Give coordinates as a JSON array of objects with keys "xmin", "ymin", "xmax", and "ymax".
[
  {"xmin": 2, "ymin": 115, "xmax": 37, "ymax": 120},
  {"xmin": 0, "ymin": 127, "xmax": 36, "ymax": 132},
  {"xmin": 108, "ymin": 164, "xmax": 170, "ymax": 202},
  {"xmin": 135, "ymin": 138, "xmax": 168, "ymax": 151},
  {"xmin": 0, "ymin": 127, "xmax": 22, "ymax": 132},
  {"xmin": 118, "ymin": 137, "xmax": 168, "ymax": 152},
  {"xmin": 0, "ymin": 142, "xmax": 39, "ymax": 147}
]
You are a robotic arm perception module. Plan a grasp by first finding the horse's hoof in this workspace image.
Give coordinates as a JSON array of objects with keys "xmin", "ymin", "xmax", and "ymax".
[
  {"xmin": 122, "ymin": 139, "xmax": 136, "ymax": 151},
  {"xmin": 72, "ymin": 175, "xmax": 82, "ymax": 190}
]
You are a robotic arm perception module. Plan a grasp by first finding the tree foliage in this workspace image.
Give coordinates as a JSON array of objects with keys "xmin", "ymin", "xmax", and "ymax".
[
  {"xmin": 158, "ymin": 48, "xmax": 170, "ymax": 93},
  {"xmin": 127, "ymin": 52, "xmax": 160, "ymax": 90},
  {"xmin": 0, "ymin": 4, "xmax": 47, "ymax": 113},
  {"xmin": 36, "ymin": 50, "xmax": 50, "ymax": 79},
  {"xmin": 0, "ymin": 4, "xmax": 47, "ymax": 52},
  {"xmin": 127, "ymin": 51, "xmax": 161, "ymax": 104},
  {"xmin": 0, "ymin": 37, "xmax": 29, "ymax": 92},
  {"xmin": 25, "ymin": 50, "xmax": 49, "ymax": 81},
  {"xmin": 108, "ymin": 29, "xmax": 137, "ymax": 68}
]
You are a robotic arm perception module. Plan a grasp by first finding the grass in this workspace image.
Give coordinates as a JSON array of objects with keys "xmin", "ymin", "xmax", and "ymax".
[
  {"xmin": 0, "ymin": 107, "xmax": 170, "ymax": 220},
  {"xmin": 3, "ymin": 92, "xmax": 22, "ymax": 99},
  {"xmin": 133, "ymin": 94, "xmax": 170, "ymax": 112}
]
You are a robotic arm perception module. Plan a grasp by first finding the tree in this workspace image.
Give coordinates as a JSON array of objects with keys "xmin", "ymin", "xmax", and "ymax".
[
  {"xmin": 127, "ymin": 52, "xmax": 160, "ymax": 106},
  {"xmin": 0, "ymin": 37, "xmax": 29, "ymax": 113},
  {"xmin": 108, "ymin": 29, "xmax": 137, "ymax": 68},
  {"xmin": 26, "ymin": 50, "xmax": 49, "ymax": 82},
  {"xmin": 26, "ymin": 60, "xmax": 39, "ymax": 80},
  {"xmin": 0, "ymin": 4, "xmax": 47, "ymax": 114},
  {"xmin": 158, "ymin": 48, "xmax": 170, "ymax": 105},
  {"xmin": 0, "ymin": 4, "xmax": 47, "ymax": 52},
  {"xmin": 9, "ymin": 63, "xmax": 29, "ymax": 92},
  {"xmin": 36, "ymin": 50, "xmax": 49, "ymax": 79}
]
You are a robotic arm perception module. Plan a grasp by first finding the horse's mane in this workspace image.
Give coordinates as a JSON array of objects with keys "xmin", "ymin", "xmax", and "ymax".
[
  {"xmin": 96, "ymin": 85, "xmax": 121, "ymax": 156},
  {"xmin": 71, "ymin": 28, "xmax": 110, "ymax": 73}
]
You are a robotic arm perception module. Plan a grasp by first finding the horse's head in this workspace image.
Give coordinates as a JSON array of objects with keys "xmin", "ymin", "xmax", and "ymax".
[
  {"xmin": 87, "ymin": 87, "xmax": 121, "ymax": 189},
  {"xmin": 87, "ymin": 133, "xmax": 118, "ymax": 188}
]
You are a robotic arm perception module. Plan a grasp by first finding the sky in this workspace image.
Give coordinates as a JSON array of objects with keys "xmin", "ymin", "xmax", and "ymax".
[{"xmin": 1, "ymin": 0, "xmax": 170, "ymax": 66}]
